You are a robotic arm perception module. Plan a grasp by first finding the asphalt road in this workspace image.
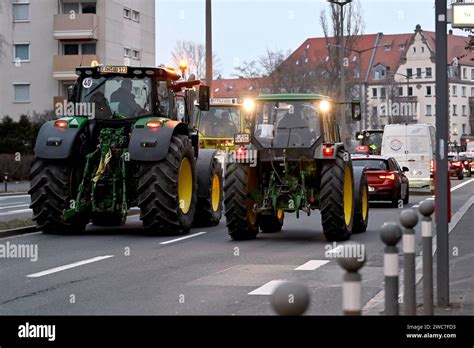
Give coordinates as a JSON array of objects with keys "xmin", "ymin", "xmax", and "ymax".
[{"xmin": 0, "ymin": 178, "xmax": 472, "ymax": 315}]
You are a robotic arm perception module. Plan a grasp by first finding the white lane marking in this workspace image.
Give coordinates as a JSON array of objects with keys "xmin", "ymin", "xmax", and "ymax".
[
  {"xmin": 451, "ymin": 178, "xmax": 474, "ymax": 192},
  {"xmin": 426, "ymin": 197, "xmax": 435, "ymax": 200},
  {"xmin": 0, "ymin": 194, "xmax": 30, "ymax": 201},
  {"xmin": 27, "ymin": 255, "xmax": 115, "ymax": 278},
  {"xmin": 295, "ymin": 260, "xmax": 329, "ymax": 271},
  {"xmin": 0, "ymin": 209, "xmax": 31, "ymax": 216},
  {"xmin": 0, "ymin": 204, "xmax": 30, "ymax": 210},
  {"xmin": 159, "ymin": 232, "xmax": 207, "ymax": 245},
  {"xmin": 248, "ymin": 280, "xmax": 288, "ymax": 295}
]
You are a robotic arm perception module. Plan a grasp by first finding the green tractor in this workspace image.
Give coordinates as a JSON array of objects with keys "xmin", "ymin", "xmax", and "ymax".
[
  {"xmin": 191, "ymin": 97, "xmax": 255, "ymax": 225},
  {"xmin": 29, "ymin": 65, "xmax": 222, "ymax": 234},
  {"xmin": 224, "ymin": 94, "xmax": 369, "ymax": 241}
]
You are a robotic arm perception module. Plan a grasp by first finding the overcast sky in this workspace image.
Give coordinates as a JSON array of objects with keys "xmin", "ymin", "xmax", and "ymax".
[{"xmin": 155, "ymin": 0, "xmax": 466, "ymax": 78}]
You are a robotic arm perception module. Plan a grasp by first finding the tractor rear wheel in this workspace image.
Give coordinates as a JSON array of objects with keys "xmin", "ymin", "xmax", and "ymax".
[
  {"xmin": 259, "ymin": 210, "xmax": 284, "ymax": 233},
  {"xmin": 193, "ymin": 158, "xmax": 223, "ymax": 227},
  {"xmin": 29, "ymin": 158, "xmax": 88, "ymax": 234},
  {"xmin": 320, "ymin": 150, "xmax": 354, "ymax": 241},
  {"xmin": 224, "ymin": 163, "xmax": 259, "ymax": 240},
  {"xmin": 352, "ymin": 167, "xmax": 369, "ymax": 234},
  {"xmin": 137, "ymin": 134, "xmax": 196, "ymax": 235}
]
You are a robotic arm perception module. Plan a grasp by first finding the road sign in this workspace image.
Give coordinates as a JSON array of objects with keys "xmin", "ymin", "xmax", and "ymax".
[{"xmin": 452, "ymin": 3, "xmax": 474, "ymax": 28}]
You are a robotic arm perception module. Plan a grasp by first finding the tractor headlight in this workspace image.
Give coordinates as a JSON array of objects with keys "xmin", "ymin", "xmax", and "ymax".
[
  {"xmin": 243, "ymin": 98, "xmax": 255, "ymax": 113},
  {"xmin": 319, "ymin": 100, "xmax": 331, "ymax": 113}
]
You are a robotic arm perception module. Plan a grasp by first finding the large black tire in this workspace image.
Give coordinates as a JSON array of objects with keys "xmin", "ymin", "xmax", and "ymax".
[
  {"xmin": 403, "ymin": 186, "xmax": 410, "ymax": 205},
  {"xmin": 352, "ymin": 168, "xmax": 369, "ymax": 234},
  {"xmin": 29, "ymin": 159, "xmax": 88, "ymax": 234},
  {"xmin": 320, "ymin": 150, "xmax": 354, "ymax": 241},
  {"xmin": 458, "ymin": 171, "xmax": 464, "ymax": 180},
  {"xmin": 467, "ymin": 169, "xmax": 472, "ymax": 178},
  {"xmin": 193, "ymin": 158, "xmax": 223, "ymax": 227},
  {"xmin": 137, "ymin": 134, "xmax": 197, "ymax": 235},
  {"xmin": 224, "ymin": 163, "xmax": 259, "ymax": 240},
  {"xmin": 259, "ymin": 211, "xmax": 284, "ymax": 233}
]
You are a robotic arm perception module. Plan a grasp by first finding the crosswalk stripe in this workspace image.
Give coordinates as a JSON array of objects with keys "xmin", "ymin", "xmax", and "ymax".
[{"xmin": 294, "ymin": 260, "xmax": 329, "ymax": 271}]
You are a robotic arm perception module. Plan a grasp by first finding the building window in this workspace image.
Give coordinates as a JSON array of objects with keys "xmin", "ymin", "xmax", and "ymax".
[
  {"xmin": 407, "ymin": 68, "xmax": 413, "ymax": 78},
  {"xmin": 372, "ymin": 88, "xmax": 377, "ymax": 98},
  {"xmin": 462, "ymin": 86, "xmax": 466, "ymax": 97},
  {"xmin": 124, "ymin": 8, "xmax": 131, "ymax": 18},
  {"xmin": 398, "ymin": 87, "xmax": 403, "ymax": 96},
  {"xmin": 416, "ymin": 68, "xmax": 422, "ymax": 78},
  {"xmin": 132, "ymin": 10, "xmax": 140, "ymax": 22},
  {"xmin": 381, "ymin": 87, "xmax": 386, "ymax": 99},
  {"xmin": 14, "ymin": 43, "xmax": 30, "ymax": 61},
  {"xmin": 399, "ymin": 44, "xmax": 405, "ymax": 50},
  {"xmin": 426, "ymin": 67, "xmax": 432, "ymax": 78},
  {"xmin": 453, "ymin": 123, "xmax": 458, "ymax": 135},
  {"xmin": 81, "ymin": 43, "xmax": 96, "ymax": 55},
  {"xmin": 384, "ymin": 45, "xmax": 392, "ymax": 51},
  {"xmin": 372, "ymin": 106, "xmax": 378, "ymax": 117},
  {"xmin": 81, "ymin": 2, "xmax": 96, "ymax": 14},
  {"xmin": 462, "ymin": 105, "xmax": 467, "ymax": 116},
  {"xmin": 421, "ymin": 47, "xmax": 425, "ymax": 53},
  {"xmin": 463, "ymin": 68, "xmax": 467, "ymax": 79},
  {"xmin": 471, "ymin": 69, "xmax": 474, "ymax": 80},
  {"xmin": 63, "ymin": 2, "xmax": 79, "ymax": 14},
  {"xmin": 426, "ymin": 86, "xmax": 432, "ymax": 96},
  {"xmin": 453, "ymin": 104, "xmax": 457, "ymax": 116},
  {"xmin": 413, "ymin": 47, "xmax": 416, "ymax": 53},
  {"xmin": 64, "ymin": 44, "xmax": 79, "ymax": 55},
  {"xmin": 132, "ymin": 49, "xmax": 140, "ymax": 60},
  {"xmin": 453, "ymin": 85, "xmax": 457, "ymax": 96},
  {"xmin": 426, "ymin": 105, "xmax": 432, "ymax": 116},
  {"xmin": 13, "ymin": 83, "xmax": 30, "ymax": 103},
  {"xmin": 471, "ymin": 87, "xmax": 474, "ymax": 97},
  {"xmin": 408, "ymin": 87, "xmax": 413, "ymax": 96},
  {"xmin": 13, "ymin": 2, "xmax": 30, "ymax": 21},
  {"xmin": 124, "ymin": 47, "xmax": 131, "ymax": 57},
  {"xmin": 462, "ymin": 124, "xmax": 467, "ymax": 134}
]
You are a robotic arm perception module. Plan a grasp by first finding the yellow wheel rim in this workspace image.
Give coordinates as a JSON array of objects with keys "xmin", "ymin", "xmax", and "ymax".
[
  {"xmin": 343, "ymin": 166, "xmax": 353, "ymax": 226},
  {"xmin": 211, "ymin": 174, "xmax": 220, "ymax": 212},
  {"xmin": 277, "ymin": 209, "xmax": 284, "ymax": 220},
  {"xmin": 178, "ymin": 158, "xmax": 193, "ymax": 214},
  {"xmin": 362, "ymin": 185, "xmax": 368, "ymax": 221}
]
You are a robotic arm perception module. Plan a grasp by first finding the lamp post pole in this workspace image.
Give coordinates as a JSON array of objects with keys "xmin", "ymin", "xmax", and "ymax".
[{"xmin": 206, "ymin": 0, "xmax": 213, "ymax": 96}]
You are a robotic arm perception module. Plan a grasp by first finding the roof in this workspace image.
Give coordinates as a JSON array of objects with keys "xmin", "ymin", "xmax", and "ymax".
[
  {"xmin": 256, "ymin": 93, "xmax": 332, "ymax": 101},
  {"xmin": 211, "ymin": 78, "xmax": 265, "ymax": 98}
]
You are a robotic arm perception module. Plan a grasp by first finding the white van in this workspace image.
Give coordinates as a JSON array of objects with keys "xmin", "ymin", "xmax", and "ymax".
[{"xmin": 381, "ymin": 124, "xmax": 436, "ymax": 190}]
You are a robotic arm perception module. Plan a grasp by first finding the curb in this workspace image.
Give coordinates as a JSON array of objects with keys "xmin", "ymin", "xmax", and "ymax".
[{"xmin": 0, "ymin": 225, "xmax": 39, "ymax": 239}]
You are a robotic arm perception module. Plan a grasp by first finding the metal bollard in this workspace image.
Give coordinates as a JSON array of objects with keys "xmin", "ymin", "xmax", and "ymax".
[
  {"xmin": 419, "ymin": 201, "xmax": 435, "ymax": 315},
  {"xmin": 381, "ymin": 222, "xmax": 402, "ymax": 315},
  {"xmin": 271, "ymin": 281, "xmax": 310, "ymax": 316},
  {"xmin": 338, "ymin": 244, "xmax": 366, "ymax": 315},
  {"xmin": 4, "ymin": 172, "xmax": 8, "ymax": 192},
  {"xmin": 400, "ymin": 209, "xmax": 419, "ymax": 315}
]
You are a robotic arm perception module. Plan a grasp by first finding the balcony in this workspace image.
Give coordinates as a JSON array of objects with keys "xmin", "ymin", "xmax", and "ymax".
[
  {"xmin": 53, "ymin": 14, "xmax": 98, "ymax": 40},
  {"xmin": 53, "ymin": 55, "xmax": 99, "ymax": 80}
]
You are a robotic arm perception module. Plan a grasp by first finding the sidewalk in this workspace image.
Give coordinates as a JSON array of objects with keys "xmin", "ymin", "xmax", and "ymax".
[
  {"xmin": 0, "ymin": 181, "xmax": 29, "ymax": 195},
  {"xmin": 417, "ymin": 205, "xmax": 474, "ymax": 315}
]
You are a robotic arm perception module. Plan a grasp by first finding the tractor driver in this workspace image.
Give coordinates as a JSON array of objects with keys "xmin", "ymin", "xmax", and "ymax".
[
  {"xmin": 110, "ymin": 79, "xmax": 143, "ymax": 117},
  {"xmin": 210, "ymin": 110, "xmax": 238, "ymax": 137}
]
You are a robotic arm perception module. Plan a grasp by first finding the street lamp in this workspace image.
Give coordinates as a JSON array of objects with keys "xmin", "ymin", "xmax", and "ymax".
[
  {"xmin": 179, "ymin": 60, "xmax": 188, "ymax": 80},
  {"xmin": 326, "ymin": 43, "xmax": 385, "ymax": 131},
  {"xmin": 327, "ymin": 0, "xmax": 352, "ymax": 144}
]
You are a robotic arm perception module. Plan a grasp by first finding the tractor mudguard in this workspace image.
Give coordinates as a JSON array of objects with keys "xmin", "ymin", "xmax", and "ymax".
[
  {"xmin": 34, "ymin": 121, "xmax": 85, "ymax": 159},
  {"xmin": 196, "ymin": 149, "xmax": 219, "ymax": 198},
  {"xmin": 128, "ymin": 120, "xmax": 188, "ymax": 162}
]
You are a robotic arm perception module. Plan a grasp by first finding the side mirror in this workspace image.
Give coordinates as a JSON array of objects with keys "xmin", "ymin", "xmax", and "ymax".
[
  {"xmin": 198, "ymin": 85, "xmax": 210, "ymax": 111},
  {"xmin": 402, "ymin": 166, "xmax": 409, "ymax": 172},
  {"xmin": 67, "ymin": 83, "xmax": 77, "ymax": 103},
  {"xmin": 351, "ymin": 100, "xmax": 361, "ymax": 121}
]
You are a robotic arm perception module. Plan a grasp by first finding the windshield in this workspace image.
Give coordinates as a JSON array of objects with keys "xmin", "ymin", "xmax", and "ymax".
[
  {"xmin": 361, "ymin": 132, "xmax": 383, "ymax": 149},
  {"xmin": 79, "ymin": 76, "xmax": 152, "ymax": 119},
  {"xmin": 254, "ymin": 100, "xmax": 321, "ymax": 148},
  {"xmin": 197, "ymin": 106, "xmax": 240, "ymax": 138},
  {"xmin": 352, "ymin": 159, "xmax": 388, "ymax": 171}
]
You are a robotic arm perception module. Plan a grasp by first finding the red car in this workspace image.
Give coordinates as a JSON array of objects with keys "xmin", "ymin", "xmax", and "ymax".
[{"xmin": 352, "ymin": 155, "xmax": 410, "ymax": 207}]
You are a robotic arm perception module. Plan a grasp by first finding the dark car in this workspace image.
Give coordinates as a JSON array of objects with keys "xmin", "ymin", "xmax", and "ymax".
[
  {"xmin": 352, "ymin": 155, "xmax": 409, "ymax": 207},
  {"xmin": 460, "ymin": 155, "xmax": 472, "ymax": 177},
  {"xmin": 448, "ymin": 155, "xmax": 464, "ymax": 180}
]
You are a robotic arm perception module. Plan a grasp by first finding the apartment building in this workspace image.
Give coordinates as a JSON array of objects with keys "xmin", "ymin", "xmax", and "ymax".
[{"xmin": 0, "ymin": 0, "xmax": 155, "ymax": 120}]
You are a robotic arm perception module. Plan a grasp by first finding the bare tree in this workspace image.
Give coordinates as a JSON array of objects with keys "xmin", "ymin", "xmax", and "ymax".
[
  {"xmin": 318, "ymin": 0, "xmax": 364, "ymax": 98},
  {"xmin": 171, "ymin": 40, "xmax": 220, "ymax": 79}
]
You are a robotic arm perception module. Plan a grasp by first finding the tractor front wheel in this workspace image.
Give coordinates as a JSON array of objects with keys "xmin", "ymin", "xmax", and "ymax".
[
  {"xmin": 193, "ymin": 158, "xmax": 223, "ymax": 227},
  {"xmin": 137, "ymin": 134, "xmax": 197, "ymax": 235}
]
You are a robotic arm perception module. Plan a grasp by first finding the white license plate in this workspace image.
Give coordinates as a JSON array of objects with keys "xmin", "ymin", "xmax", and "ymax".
[{"xmin": 368, "ymin": 186, "xmax": 375, "ymax": 192}]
